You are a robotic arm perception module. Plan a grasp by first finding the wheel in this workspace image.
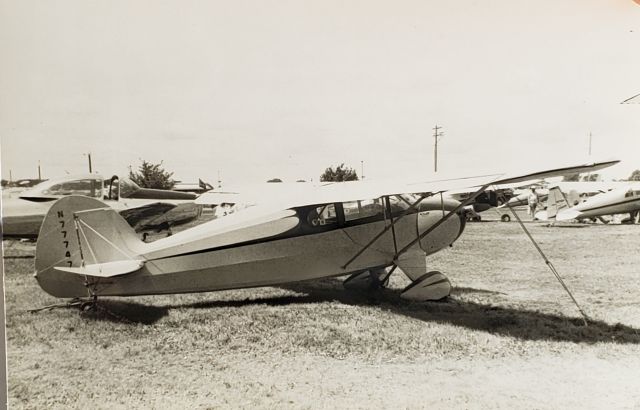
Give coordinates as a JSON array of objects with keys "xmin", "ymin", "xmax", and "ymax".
[{"xmin": 501, "ymin": 214, "xmax": 511, "ymax": 222}]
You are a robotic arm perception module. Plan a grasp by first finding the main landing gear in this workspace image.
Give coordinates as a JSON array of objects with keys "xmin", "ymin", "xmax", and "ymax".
[
  {"xmin": 343, "ymin": 259, "xmax": 452, "ymax": 302},
  {"xmin": 399, "ymin": 271, "xmax": 451, "ymax": 301},
  {"xmin": 344, "ymin": 268, "xmax": 390, "ymax": 290}
]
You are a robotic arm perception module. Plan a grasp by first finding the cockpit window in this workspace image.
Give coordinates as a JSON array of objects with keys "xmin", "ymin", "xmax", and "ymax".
[
  {"xmin": 307, "ymin": 204, "xmax": 337, "ymax": 227},
  {"xmin": 391, "ymin": 194, "xmax": 416, "ymax": 211},
  {"xmin": 625, "ymin": 190, "xmax": 635, "ymax": 198},
  {"xmin": 42, "ymin": 179, "xmax": 103, "ymax": 198},
  {"xmin": 343, "ymin": 199, "xmax": 384, "ymax": 222}
]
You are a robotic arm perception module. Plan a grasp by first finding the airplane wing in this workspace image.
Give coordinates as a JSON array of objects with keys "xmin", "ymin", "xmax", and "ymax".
[
  {"xmin": 195, "ymin": 191, "xmax": 243, "ymax": 205},
  {"xmin": 273, "ymin": 159, "xmax": 620, "ymax": 210},
  {"xmin": 137, "ymin": 203, "xmax": 203, "ymax": 231},
  {"xmin": 118, "ymin": 202, "xmax": 177, "ymax": 231},
  {"xmin": 194, "ymin": 159, "xmax": 619, "ymax": 212}
]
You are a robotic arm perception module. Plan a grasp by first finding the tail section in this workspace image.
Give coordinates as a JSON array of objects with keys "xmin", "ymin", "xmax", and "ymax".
[
  {"xmin": 545, "ymin": 186, "xmax": 570, "ymax": 220},
  {"xmin": 35, "ymin": 196, "xmax": 146, "ymax": 298}
]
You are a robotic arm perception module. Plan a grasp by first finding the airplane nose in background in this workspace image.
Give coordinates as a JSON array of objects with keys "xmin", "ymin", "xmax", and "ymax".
[{"xmin": 416, "ymin": 197, "xmax": 465, "ymax": 255}]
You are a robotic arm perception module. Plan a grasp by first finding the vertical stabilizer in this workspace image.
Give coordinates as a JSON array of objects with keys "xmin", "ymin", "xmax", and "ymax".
[
  {"xmin": 35, "ymin": 196, "xmax": 146, "ymax": 298},
  {"xmin": 546, "ymin": 186, "xmax": 570, "ymax": 220}
]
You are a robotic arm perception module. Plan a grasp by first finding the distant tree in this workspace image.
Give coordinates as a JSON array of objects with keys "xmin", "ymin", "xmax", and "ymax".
[
  {"xmin": 296, "ymin": 179, "xmax": 306, "ymax": 183},
  {"xmin": 128, "ymin": 160, "xmax": 175, "ymax": 189},
  {"xmin": 320, "ymin": 163, "xmax": 359, "ymax": 182},
  {"xmin": 563, "ymin": 173, "xmax": 581, "ymax": 182},
  {"xmin": 628, "ymin": 169, "xmax": 640, "ymax": 181},
  {"xmin": 267, "ymin": 178, "xmax": 283, "ymax": 183},
  {"xmin": 1, "ymin": 179, "xmax": 7, "ymax": 187}
]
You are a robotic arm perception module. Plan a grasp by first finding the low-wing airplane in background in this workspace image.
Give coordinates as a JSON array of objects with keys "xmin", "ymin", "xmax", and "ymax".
[
  {"xmin": 31, "ymin": 160, "xmax": 618, "ymax": 309},
  {"xmin": 2, "ymin": 174, "xmax": 202, "ymax": 238},
  {"xmin": 540, "ymin": 183, "xmax": 640, "ymax": 224}
]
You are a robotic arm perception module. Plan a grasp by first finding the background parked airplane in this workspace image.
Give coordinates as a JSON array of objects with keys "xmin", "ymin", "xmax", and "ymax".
[
  {"xmin": 544, "ymin": 183, "xmax": 640, "ymax": 223},
  {"xmin": 2, "ymin": 174, "xmax": 202, "ymax": 238}
]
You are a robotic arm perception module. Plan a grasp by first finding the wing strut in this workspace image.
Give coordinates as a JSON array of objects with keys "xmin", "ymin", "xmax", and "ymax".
[
  {"xmin": 394, "ymin": 185, "xmax": 490, "ymax": 259},
  {"xmin": 341, "ymin": 193, "xmax": 432, "ymax": 269},
  {"xmin": 384, "ymin": 196, "xmax": 399, "ymax": 256},
  {"xmin": 343, "ymin": 184, "xmax": 492, "ymax": 270},
  {"xmin": 507, "ymin": 203, "xmax": 590, "ymax": 326}
]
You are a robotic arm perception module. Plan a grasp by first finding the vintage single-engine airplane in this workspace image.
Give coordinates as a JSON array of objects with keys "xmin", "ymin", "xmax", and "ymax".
[
  {"xmin": 2, "ymin": 174, "xmax": 201, "ymax": 238},
  {"xmin": 539, "ymin": 183, "xmax": 640, "ymax": 223},
  {"xmin": 33, "ymin": 160, "xmax": 618, "ymax": 308}
]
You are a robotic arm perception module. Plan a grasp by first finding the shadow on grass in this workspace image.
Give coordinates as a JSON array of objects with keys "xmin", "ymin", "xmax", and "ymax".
[
  {"xmin": 539, "ymin": 224, "xmax": 589, "ymax": 229},
  {"xmin": 173, "ymin": 278, "xmax": 640, "ymax": 345},
  {"xmin": 82, "ymin": 300, "xmax": 169, "ymax": 325},
  {"xmin": 82, "ymin": 278, "xmax": 640, "ymax": 344}
]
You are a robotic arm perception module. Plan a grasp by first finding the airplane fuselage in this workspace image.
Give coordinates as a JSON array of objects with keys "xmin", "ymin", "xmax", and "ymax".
[
  {"xmin": 557, "ymin": 184, "xmax": 640, "ymax": 221},
  {"xmin": 35, "ymin": 196, "xmax": 466, "ymax": 298}
]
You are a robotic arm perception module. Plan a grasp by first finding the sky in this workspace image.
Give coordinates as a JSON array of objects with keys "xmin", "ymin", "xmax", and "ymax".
[{"xmin": 1, "ymin": 0, "xmax": 639, "ymax": 187}]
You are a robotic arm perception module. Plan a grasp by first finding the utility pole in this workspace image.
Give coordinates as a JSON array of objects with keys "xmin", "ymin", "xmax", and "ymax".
[
  {"xmin": 38, "ymin": 161, "xmax": 42, "ymax": 180},
  {"xmin": 9, "ymin": 169, "xmax": 12, "ymax": 183},
  {"xmin": 588, "ymin": 132, "xmax": 592, "ymax": 156},
  {"xmin": 433, "ymin": 125, "xmax": 444, "ymax": 173},
  {"xmin": 87, "ymin": 152, "xmax": 93, "ymax": 173},
  {"xmin": 360, "ymin": 160, "xmax": 365, "ymax": 180}
]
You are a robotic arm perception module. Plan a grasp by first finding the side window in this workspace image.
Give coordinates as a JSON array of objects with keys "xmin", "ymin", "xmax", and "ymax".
[
  {"xmin": 625, "ymin": 190, "xmax": 634, "ymax": 198},
  {"xmin": 307, "ymin": 204, "xmax": 337, "ymax": 227},
  {"xmin": 42, "ymin": 179, "xmax": 102, "ymax": 198},
  {"xmin": 42, "ymin": 184, "xmax": 64, "ymax": 195},
  {"xmin": 343, "ymin": 199, "xmax": 384, "ymax": 222}
]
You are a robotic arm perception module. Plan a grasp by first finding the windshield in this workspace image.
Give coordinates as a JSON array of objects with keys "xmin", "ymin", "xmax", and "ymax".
[
  {"xmin": 103, "ymin": 177, "xmax": 140, "ymax": 200},
  {"xmin": 119, "ymin": 178, "xmax": 140, "ymax": 198}
]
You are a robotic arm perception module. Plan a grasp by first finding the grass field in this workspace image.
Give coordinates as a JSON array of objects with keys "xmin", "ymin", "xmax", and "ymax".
[{"xmin": 4, "ymin": 221, "xmax": 640, "ymax": 409}]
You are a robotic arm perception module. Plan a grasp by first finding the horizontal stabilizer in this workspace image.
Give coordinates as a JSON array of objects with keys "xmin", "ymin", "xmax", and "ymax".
[
  {"xmin": 556, "ymin": 209, "xmax": 582, "ymax": 221},
  {"xmin": 54, "ymin": 260, "xmax": 144, "ymax": 278}
]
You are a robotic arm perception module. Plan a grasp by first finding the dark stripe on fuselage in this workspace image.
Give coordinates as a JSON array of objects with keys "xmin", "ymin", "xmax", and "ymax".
[
  {"xmin": 578, "ymin": 197, "xmax": 640, "ymax": 215},
  {"xmin": 147, "ymin": 207, "xmax": 420, "ymax": 261}
]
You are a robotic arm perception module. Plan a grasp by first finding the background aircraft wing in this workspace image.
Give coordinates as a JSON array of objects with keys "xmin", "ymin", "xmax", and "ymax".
[{"xmin": 118, "ymin": 202, "xmax": 177, "ymax": 232}]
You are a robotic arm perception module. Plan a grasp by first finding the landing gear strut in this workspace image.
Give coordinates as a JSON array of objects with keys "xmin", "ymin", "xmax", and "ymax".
[{"xmin": 344, "ymin": 267, "xmax": 390, "ymax": 290}]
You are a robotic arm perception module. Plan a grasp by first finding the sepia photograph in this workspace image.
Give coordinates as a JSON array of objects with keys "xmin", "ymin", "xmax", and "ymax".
[{"xmin": 1, "ymin": 1, "xmax": 640, "ymax": 408}]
